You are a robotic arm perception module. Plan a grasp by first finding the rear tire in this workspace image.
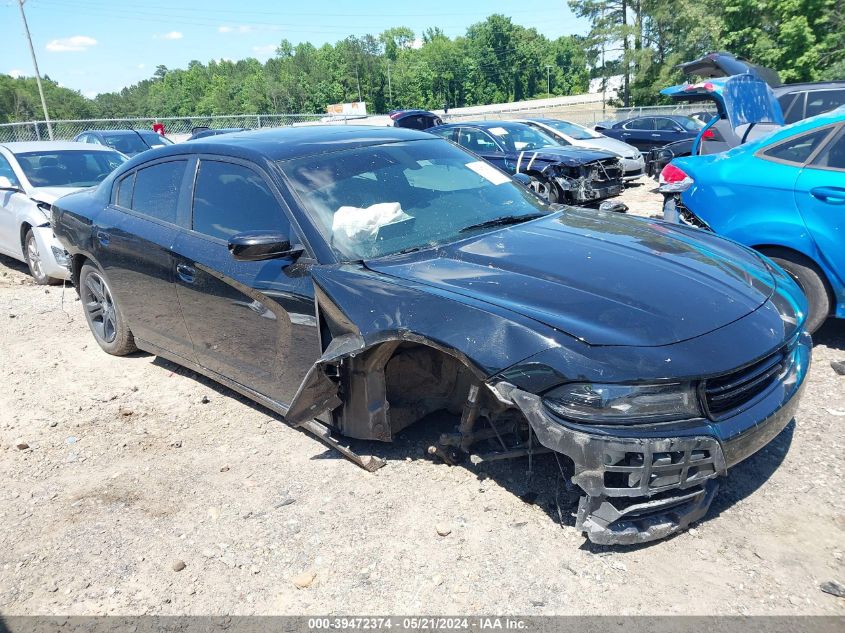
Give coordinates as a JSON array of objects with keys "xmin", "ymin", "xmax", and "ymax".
[
  {"xmin": 79, "ymin": 262, "xmax": 137, "ymax": 356},
  {"xmin": 763, "ymin": 248, "xmax": 832, "ymax": 334}
]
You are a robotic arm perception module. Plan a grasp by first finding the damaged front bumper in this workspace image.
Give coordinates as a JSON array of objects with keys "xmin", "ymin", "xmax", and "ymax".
[{"xmin": 504, "ymin": 333, "xmax": 810, "ymax": 545}]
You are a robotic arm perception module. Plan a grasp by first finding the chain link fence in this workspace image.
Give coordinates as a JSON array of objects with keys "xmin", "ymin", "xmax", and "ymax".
[
  {"xmin": 0, "ymin": 114, "xmax": 327, "ymax": 143},
  {"xmin": 442, "ymin": 103, "xmax": 711, "ymax": 127},
  {"xmin": 0, "ymin": 104, "xmax": 713, "ymax": 143}
]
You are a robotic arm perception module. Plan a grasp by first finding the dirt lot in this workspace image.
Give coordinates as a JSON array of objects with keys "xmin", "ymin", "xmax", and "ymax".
[{"xmin": 1, "ymin": 181, "xmax": 844, "ymax": 615}]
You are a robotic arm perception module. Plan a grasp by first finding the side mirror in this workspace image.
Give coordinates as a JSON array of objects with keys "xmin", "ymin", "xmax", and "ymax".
[
  {"xmin": 0, "ymin": 176, "xmax": 21, "ymax": 192},
  {"xmin": 512, "ymin": 173, "xmax": 532, "ymax": 187},
  {"xmin": 228, "ymin": 231, "xmax": 304, "ymax": 262}
]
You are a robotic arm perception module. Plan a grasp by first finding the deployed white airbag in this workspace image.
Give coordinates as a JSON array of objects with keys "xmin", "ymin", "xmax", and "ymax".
[{"xmin": 332, "ymin": 202, "xmax": 413, "ymax": 242}]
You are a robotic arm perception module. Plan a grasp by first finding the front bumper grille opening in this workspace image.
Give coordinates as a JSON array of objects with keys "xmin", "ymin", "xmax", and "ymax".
[
  {"xmin": 602, "ymin": 446, "xmax": 717, "ymax": 493},
  {"xmin": 704, "ymin": 346, "xmax": 791, "ymax": 418}
]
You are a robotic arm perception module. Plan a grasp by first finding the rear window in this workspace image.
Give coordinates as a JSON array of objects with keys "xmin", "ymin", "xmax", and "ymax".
[
  {"xmin": 761, "ymin": 128, "xmax": 833, "ymax": 165},
  {"xmin": 130, "ymin": 160, "xmax": 187, "ymax": 224}
]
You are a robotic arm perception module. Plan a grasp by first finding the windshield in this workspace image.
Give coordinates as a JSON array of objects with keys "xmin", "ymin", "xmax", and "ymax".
[
  {"xmin": 16, "ymin": 150, "xmax": 127, "ymax": 188},
  {"xmin": 139, "ymin": 132, "xmax": 172, "ymax": 148},
  {"xmin": 100, "ymin": 132, "xmax": 166, "ymax": 155},
  {"xmin": 541, "ymin": 119, "xmax": 601, "ymax": 140},
  {"xmin": 281, "ymin": 138, "xmax": 551, "ymax": 261},
  {"xmin": 485, "ymin": 124, "xmax": 558, "ymax": 151}
]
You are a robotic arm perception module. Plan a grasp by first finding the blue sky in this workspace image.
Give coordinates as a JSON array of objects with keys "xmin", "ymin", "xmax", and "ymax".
[{"xmin": 2, "ymin": 0, "xmax": 588, "ymax": 97}]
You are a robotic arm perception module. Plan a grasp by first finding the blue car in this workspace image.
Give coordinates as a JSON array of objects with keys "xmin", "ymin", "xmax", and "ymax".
[{"xmin": 661, "ymin": 107, "xmax": 845, "ymax": 332}]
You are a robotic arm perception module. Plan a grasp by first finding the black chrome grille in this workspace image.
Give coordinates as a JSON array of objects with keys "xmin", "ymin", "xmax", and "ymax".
[{"xmin": 704, "ymin": 347, "xmax": 788, "ymax": 418}]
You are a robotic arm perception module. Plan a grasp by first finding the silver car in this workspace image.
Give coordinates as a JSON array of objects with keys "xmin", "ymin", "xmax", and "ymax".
[
  {"xmin": 0, "ymin": 142, "xmax": 126, "ymax": 283},
  {"xmin": 516, "ymin": 118, "xmax": 646, "ymax": 181}
]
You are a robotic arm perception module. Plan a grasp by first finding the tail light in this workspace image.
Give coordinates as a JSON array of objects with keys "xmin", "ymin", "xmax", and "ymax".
[
  {"xmin": 658, "ymin": 163, "xmax": 694, "ymax": 193},
  {"xmin": 701, "ymin": 128, "xmax": 716, "ymax": 140}
]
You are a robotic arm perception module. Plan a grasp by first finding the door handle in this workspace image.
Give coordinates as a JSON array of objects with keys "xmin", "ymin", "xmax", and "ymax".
[
  {"xmin": 96, "ymin": 230, "xmax": 110, "ymax": 246},
  {"xmin": 651, "ymin": 133, "xmax": 662, "ymax": 137},
  {"xmin": 810, "ymin": 186, "xmax": 845, "ymax": 204},
  {"xmin": 176, "ymin": 263, "xmax": 196, "ymax": 283}
]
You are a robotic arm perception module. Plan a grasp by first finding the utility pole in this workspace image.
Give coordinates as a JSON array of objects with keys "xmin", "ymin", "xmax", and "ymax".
[
  {"xmin": 545, "ymin": 64, "xmax": 552, "ymax": 99},
  {"xmin": 601, "ymin": 1, "xmax": 607, "ymax": 117},
  {"xmin": 17, "ymin": 0, "xmax": 53, "ymax": 140},
  {"xmin": 386, "ymin": 61, "xmax": 393, "ymax": 109},
  {"xmin": 354, "ymin": 65, "xmax": 362, "ymax": 103}
]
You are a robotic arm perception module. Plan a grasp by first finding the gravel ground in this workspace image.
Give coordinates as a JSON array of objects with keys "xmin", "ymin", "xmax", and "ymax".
[{"xmin": 1, "ymin": 180, "xmax": 843, "ymax": 615}]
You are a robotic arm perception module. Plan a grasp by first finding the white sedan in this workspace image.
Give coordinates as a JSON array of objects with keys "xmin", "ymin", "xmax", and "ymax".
[
  {"xmin": 0, "ymin": 141, "xmax": 126, "ymax": 284},
  {"xmin": 515, "ymin": 118, "xmax": 646, "ymax": 181}
]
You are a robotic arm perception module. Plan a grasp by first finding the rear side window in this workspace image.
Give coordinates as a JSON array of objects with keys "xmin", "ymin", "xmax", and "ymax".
[
  {"xmin": 624, "ymin": 118, "xmax": 654, "ymax": 130},
  {"xmin": 192, "ymin": 160, "xmax": 288, "ymax": 241},
  {"xmin": 805, "ymin": 89, "xmax": 845, "ymax": 119},
  {"xmin": 761, "ymin": 128, "xmax": 833, "ymax": 165},
  {"xmin": 810, "ymin": 127, "xmax": 845, "ymax": 171},
  {"xmin": 115, "ymin": 173, "xmax": 134, "ymax": 207},
  {"xmin": 654, "ymin": 118, "xmax": 681, "ymax": 131},
  {"xmin": 130, "ymin": 160, "xmax": 186, "ymax": 224}
]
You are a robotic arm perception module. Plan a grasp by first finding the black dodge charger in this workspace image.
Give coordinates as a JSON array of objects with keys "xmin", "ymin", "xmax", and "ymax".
[{"xmin": 52, "ymin": 126, "xmax": 810, "ymax": 545}]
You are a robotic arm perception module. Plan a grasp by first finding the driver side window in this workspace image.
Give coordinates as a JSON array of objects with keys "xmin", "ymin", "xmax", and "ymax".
[
  {"xmin": 191, "ymin": 160, "xmax": 289, "ymax": 241},
  {"xmin": 0, "ymin": 154, "xmax": 20, "ymax": 186}
]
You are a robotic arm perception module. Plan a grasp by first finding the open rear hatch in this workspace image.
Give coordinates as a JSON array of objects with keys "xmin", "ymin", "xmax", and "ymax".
[
  {"xmin": 677, "ymin": 52, "xmax": 781, "ymax": 87},
  {"xmin": 661, "ymin": 75, "xmax": 784, "ymax": 154}
]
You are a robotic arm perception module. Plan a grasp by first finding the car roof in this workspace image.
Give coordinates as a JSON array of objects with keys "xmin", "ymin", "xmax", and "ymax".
[
  {"xmin": 84, "ymin": 129, "xmax": 155, "ymax": 136},
  {"xmin": 773, "ymin": 81, "xmax": 845, "ymax": 94},
  {"xmin": 0, "ymin": 140, "xmax": 117, "ymax": 154},
  {"xmin": 147, "ymin": 125, "xmax": 434, "ymax": 161}
]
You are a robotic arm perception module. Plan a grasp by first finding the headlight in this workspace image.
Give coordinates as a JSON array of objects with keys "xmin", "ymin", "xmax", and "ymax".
[{"xmin": 543, "ymin": 382, "xmax": 701, "ymax": 424}]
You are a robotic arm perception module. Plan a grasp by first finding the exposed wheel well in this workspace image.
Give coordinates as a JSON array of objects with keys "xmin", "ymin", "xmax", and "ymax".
[
  {"xmin": 70, "ymin": 254, "xmax": 90, "ymax": 289},
  {"xmin": 330, "ymin": 339, "xmax": 485, "ymax": 442},
  {"xmin": 19, "ymin": 222, "xmax": 32, "ymax": 253}
]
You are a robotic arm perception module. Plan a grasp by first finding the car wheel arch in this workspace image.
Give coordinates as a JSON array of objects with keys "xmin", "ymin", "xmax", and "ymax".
[
  {"xmin": 754, "ymin": 244, "xmax": 836, "ymax": 307},
  {"xmin": 19, "ymin": 221, "xmax": 32, "ymax": 255}
]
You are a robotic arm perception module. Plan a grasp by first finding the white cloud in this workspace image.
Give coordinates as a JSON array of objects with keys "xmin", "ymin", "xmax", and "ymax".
[
  {"xmin": 252, "ymin": 44, "xmax": 276, "ymax": 58},
  {"xmin": 8, "ymin": 69, "xmax": 25, "ymax": 78},
  {"xmin": 46, "ymin": 35, "xmax": 97, "ymax": 52},
  {"xmin": 219, "ymin": 24, "xmax": 255, "ymax": 34},
  {"xmin": 154, "ymin": 31, "xmax": 183, "ymax": 40}
]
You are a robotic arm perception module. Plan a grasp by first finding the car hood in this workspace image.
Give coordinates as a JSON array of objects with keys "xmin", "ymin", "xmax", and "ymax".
[
  {"xmin": 365, "ymin": 210, "xmax": 776, "ymax": 347},
  {"xmin": 575, "ymin": 136, "xmax": 641, "ymax": 158},
  {"xmin": 28, "ymin": 186, "xmax": 87, "ymax": 204},
  {"xmin": 508, "ymin": 145, "xmax": 618, "ymax": 167}
]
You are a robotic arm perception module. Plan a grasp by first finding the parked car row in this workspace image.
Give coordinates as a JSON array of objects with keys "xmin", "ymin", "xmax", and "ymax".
[{"xmin": 0, "ymin": 142, "xmax": 126, "ymax": 283}]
